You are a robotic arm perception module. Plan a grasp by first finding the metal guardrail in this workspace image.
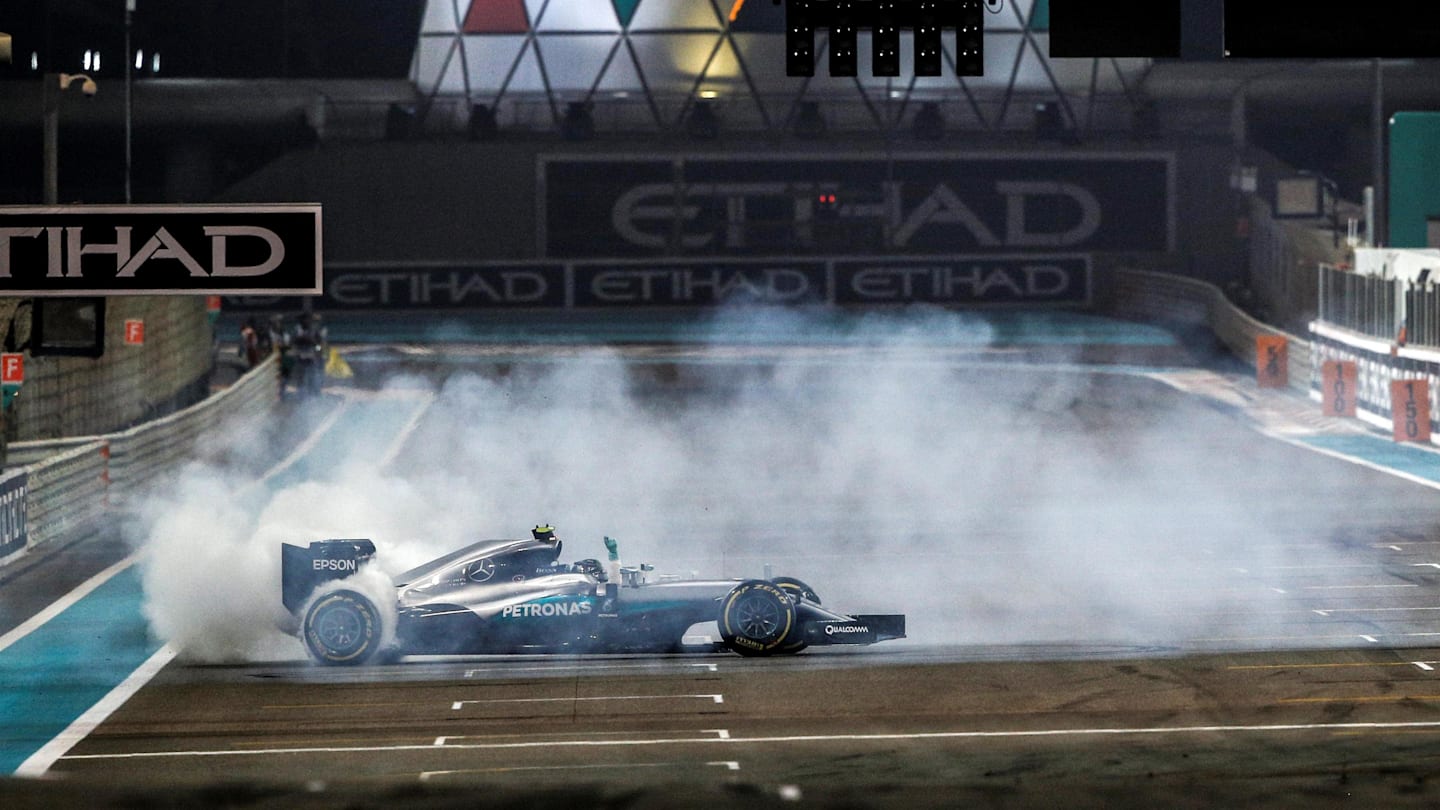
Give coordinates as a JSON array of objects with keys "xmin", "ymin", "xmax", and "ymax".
[
  {"xmin": 6, "ymin": 436, "xmax": 109, "ymax": 469},
  {"xmin": 1317, "ymin": 263, "xmax": 1400, "ymax": 344},
  {"xmin": 108, "ymin": 357, "xmax": 278, "ymax": 508},
  {"xmin": 24, "ymin": 440, "xmax": 109, "ymax": 551},
  {"xmin": 0, "ymin": 356, "xmax": 279, "ymax": 566},
  {"xmin": 1404, "ymin": 282, "xmax": 1440, "ymax": 349}
]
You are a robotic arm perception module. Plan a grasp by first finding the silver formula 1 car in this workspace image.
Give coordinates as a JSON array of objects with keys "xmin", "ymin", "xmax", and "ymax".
[{"xmin": 281, "ymin": 533, "xmax": 906, "ymax": 665}]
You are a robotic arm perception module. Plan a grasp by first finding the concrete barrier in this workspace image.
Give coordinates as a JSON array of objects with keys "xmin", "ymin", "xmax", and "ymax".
[{"xmin": 1105, "ymin": 268, "xmax": 1312, "ymax": 394}]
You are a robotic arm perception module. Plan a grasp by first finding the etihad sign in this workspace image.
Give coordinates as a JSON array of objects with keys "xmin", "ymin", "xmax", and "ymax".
[
  {"xmin": 541, "ymin": 154, "xmax": 1174, "ymax": 258},
  {"xmin": 0, "ymin": 205, "xmax": 322, "ymax": 296},
  {"xmin": 612, "ymin": 181, "xmax": 1103, "ymax": 251}
]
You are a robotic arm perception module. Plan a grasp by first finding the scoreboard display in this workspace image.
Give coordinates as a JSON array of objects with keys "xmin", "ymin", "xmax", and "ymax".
[{"xmin": 779, "ymin": 0, "xmax": 1440, "ymax": 75}]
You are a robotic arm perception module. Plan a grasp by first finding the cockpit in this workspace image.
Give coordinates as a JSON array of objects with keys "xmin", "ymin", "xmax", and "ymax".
[{"xmin": 394, "ymin": 538, "xmax": 563, "ymax": 592}]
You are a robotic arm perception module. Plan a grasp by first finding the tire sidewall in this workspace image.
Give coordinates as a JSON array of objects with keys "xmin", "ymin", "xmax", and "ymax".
[
  {"xmin": 304, "ymin": 590, "xmax": 380, "ymax": 665},
  {"xmin": 719, "ymin": 580, "xmax": 797, "ymax": 656},
  {"xmin": 770, "ymin": 576, "xmax": 820, "ymax": 605},
  {"xmin": 770, "ymin": 576, "xmax": 820, "ymax": 653}
]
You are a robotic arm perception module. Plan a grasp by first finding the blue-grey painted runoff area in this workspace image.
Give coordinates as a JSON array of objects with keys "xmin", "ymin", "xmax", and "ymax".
[
  {"xmin": 0, "ymin": 566, "xmax": 155, "ymax": 773},
  {"xmin": 1299, "ymin": 435, "xmax": 1440, "ymax": 485},
  {"xmin": 0, "ymin": 393, "xmax": 420, "ymax": 774}
]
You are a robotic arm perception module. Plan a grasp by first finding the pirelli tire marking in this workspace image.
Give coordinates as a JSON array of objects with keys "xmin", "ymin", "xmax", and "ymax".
[
  {"xmin": 304, "ymin": 590, "xmax": 380, "ymax": 665},
  {"xmin": 719, "ymin": 580, "xmax": 796, "ymax": 657}
]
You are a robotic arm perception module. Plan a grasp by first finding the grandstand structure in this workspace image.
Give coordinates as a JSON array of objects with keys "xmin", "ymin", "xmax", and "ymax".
[
  {"xmin": 410, "ymin": 0, "xmax": 1149, "ymax": 137},
  {"xmin": 2, "ymin": 0, "xmax": 1440, "ymax": 447}
]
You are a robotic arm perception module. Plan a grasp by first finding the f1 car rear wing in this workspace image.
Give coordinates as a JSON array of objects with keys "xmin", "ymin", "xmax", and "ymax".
[{"xmin": 281, "ymin": 538, "xmax": 376, "ymax": 614}]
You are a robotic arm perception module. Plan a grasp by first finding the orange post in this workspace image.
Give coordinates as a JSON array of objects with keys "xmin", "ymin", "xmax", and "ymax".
[
  {"xmin": 1320, "ymin": 360, "xmax": 1358, "ymax": 417},
  {"xmin": 1255, "ymin": 335, "xmax": 1288, "ymax": 388},
  {"xmin": 1391, "ymin": 379, "xmax": 1432, "ymax": 443}
]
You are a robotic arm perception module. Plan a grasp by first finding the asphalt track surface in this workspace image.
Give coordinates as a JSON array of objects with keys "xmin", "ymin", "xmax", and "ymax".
[{"xmin": 9, "ymin": 337, "xmax": 1440, "ymax": 807}]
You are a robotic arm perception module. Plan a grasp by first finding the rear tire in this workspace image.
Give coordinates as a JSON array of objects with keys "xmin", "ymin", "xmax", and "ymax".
[
  {"xmin": 719, "ymin": 580, "xmax": 797, "ymax": 657},
  {"xmin": 303, "ymin": 589, "xmax": 382, "ymax": 665}
]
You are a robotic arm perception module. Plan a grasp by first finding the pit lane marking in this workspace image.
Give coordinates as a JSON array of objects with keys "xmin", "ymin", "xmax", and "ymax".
[
  {"xmin": 1192, "ymin": 631, "xmax": 1440, "ymax": 643},
  {"xmin": 418, "ymin": 761, "xmax": 740, "ymax": 780},
  {"xmin": 1178, "ymin": 606, "xmax": 1440, "ymax": 618},
  {"xmin": 1279, "ymin": 695, "xmax": 1440, "ymax": 705},
  {"xmin": 1250, "ymin": 564, "xmax": 1407, "ymax": 570},
  {"xmin": 61, "ymin": 720, "xmax": 1440, "ymax": 762},
  {"xmin": 434, "ymin": 729, "xmax": 729, "ymax": 746},
  {"xmin": 260, "ymin": 694, "xmax": 728, "ymax": 712},
  {"xmin": 451, "ymin": 694, "xmax": 724, "ymax": 710},
  {"xmin": 1301, "ymin": 584, "xmax": 1421, "ymax": 590},
  {"xmin": 463, "ymin": 662, "xmax": 719, "ymax": 677},
  {"xmin": 1301, "ymin": 606, "xmax": 1440, "ymax": 615},
  {"xmin": 1227, "ymin": 661, "xmax": 1434, "ymax": 672}
]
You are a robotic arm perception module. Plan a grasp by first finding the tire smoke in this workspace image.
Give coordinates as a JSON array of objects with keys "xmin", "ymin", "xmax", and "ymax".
[{"xmin": 134, "ymin": 307, "xmax": 1384, "ymax": 661}]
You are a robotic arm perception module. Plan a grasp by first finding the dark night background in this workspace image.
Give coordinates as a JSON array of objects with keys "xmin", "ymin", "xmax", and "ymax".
[{"xmin": 3, "ymin": 0, "xmax": 424, "ymax": 78}]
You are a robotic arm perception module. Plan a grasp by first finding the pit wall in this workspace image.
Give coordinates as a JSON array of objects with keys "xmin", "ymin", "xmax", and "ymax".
[
  {"xmin": 1112, "ymin": 261, "xmax": 1440, "ymax": 445},
  {"xmin": 1308, "ymin": 325, "xmax": 1440, "ymax": 438},
  {"xmin": 1305, "ymin": 249, "xmax": 1440, "ymax": 441},
  {"xmin": 1101, "ymin": 266, "xmax": 1311, "ymax": 395}
]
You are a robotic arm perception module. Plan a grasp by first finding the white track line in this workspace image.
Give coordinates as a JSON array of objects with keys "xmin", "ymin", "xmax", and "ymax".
[
  {"xmin": 58, "ymin": 719, "xmax": 1440, "ymax": 761},
  {"xmin": 1260, "ymin": 427, "xmax": 1440, "ymax": 493},
  {"xmin": 16, "ymin": 644, "xmax": 177, "ymax": 777},
  {"xmin": 420, "ymin": 760, "xmax": 740, "ymax": 780},
  {"xmin": 252, "ymin": 399, "xmax": 351, "ymax": 490},
  {"xmin": 377, "ymin": 393, "xmax": 434, "ymax": 468},
  {"xmin": 451, "ymin": 694, "xmax": 724, "ymax": 710}
]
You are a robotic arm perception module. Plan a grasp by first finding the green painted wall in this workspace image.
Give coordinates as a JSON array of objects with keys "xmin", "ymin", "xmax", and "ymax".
[
  {"xmin": 1030, "ymin": 0, "xmax": 1050, "ymax": 30},
  {"xmin": 1390, "ymin": 111, "xmax": 1440, "ymax": 248}
]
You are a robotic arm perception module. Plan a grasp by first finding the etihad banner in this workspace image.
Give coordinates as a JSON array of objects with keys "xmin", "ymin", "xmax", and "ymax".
[
  {"xmin": 323, "ymin": 262, "xmax": 564, "ymax": 308},
  {"xmin": 540, "ymin": 154, "xmax": 1174, "ymax": 258},
  {"xmin": 834, "ymin": 256, "xmax": 1090, "ymax": 305},
  {"xmin": 0, "ymin": 204, "xmax": 322, "ymax": 295},
  {"xmin": 223, "ymin": 256, "xmax": 1090, "ymax": 311},
  {"xmin": 573, "ymin": 260, "xmax": 827, "ymax": 307}
]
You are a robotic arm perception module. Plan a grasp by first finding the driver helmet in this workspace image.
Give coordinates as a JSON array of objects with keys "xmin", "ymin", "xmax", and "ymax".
[{"xmin": 532, "ymin": 524, "xmax": 557, "ymax": 543}]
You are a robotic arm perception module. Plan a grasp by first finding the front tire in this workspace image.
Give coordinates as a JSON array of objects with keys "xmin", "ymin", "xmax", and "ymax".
[
  {"xmin": 770, "ymin": 576, "xmax": 821, "ymax": 654},
  {"xmin": 303, "ymin": 589, "xmax": 382, "ymax": 665},
  {"xmin": 719, "ymin": 580, "xmax": 797, "ymax": 657},
  {"xmin": 771, "ymin": 576, "xmax": 821, "ymax": 605}
]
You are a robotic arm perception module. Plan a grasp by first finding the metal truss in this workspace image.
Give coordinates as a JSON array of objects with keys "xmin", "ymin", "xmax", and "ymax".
[{"xmin": 412, "ymin": 0, "xmax": 1151, "ymax": 138}]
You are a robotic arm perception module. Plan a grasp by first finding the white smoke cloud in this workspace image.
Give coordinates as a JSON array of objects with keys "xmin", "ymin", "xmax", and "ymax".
[{"xmin": 134, "ymin": 306, "xmax": 1366, "ymax": 662}]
